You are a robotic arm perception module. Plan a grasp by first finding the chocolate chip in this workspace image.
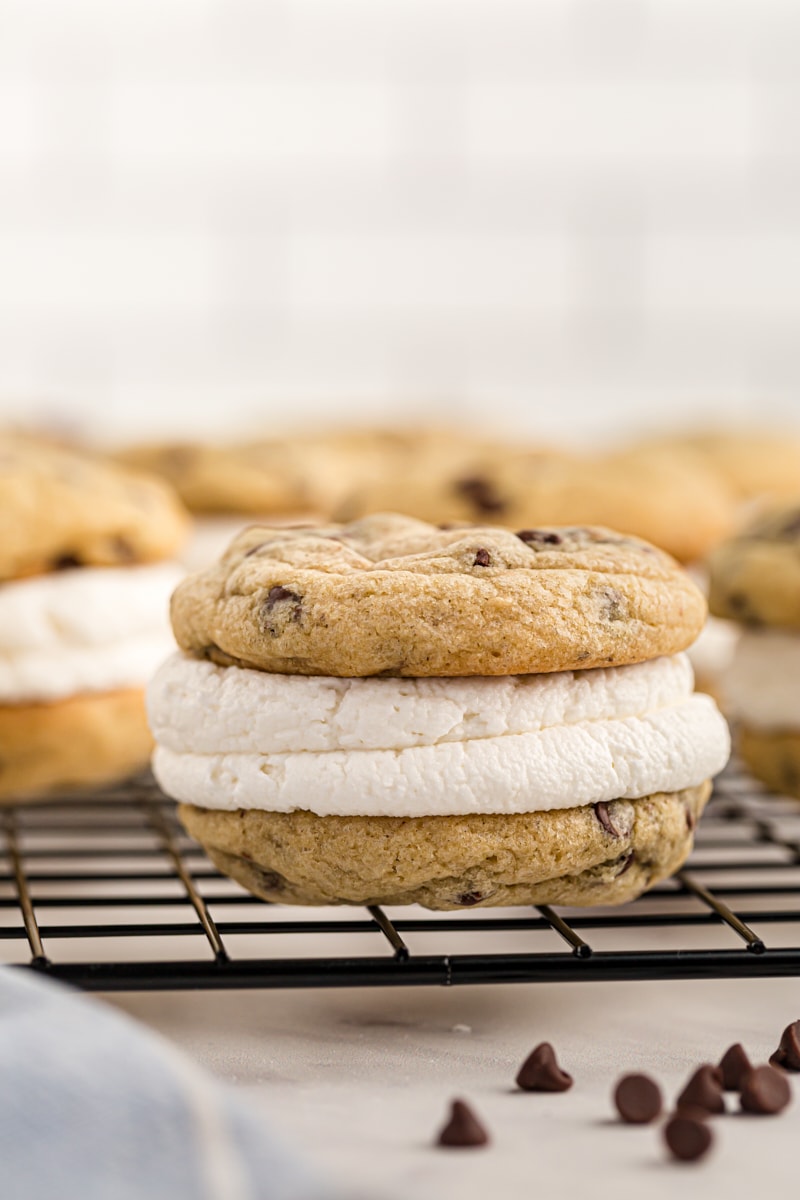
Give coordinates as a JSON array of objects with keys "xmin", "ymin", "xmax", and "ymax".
[
  {"xmin": 52, "ymin": 553, "xmax": 82, "ymax": 570},
  {"xmin": 111, "ymin": 536, "xmax": 134, "ymax": 562},
  {"xmin": 454, "ymin": 476, "xmax": 507, "ymax": 515},
  {"xmin": 740, "ymin": 1066, "xmax": 791, "ymax": 1115},
  {"xmin": 253, "ymin": 867, "xmax": 285, "ymax": 894},
  {"xmin": 515, "ymin": 1042, "xmax": 573, "ymax": 1092},
  {"xmin": 516, "ymin": 529, "xmax": 563, "ymax": 547},
  {"xmin": 436, "ymin": 1099, "xmax": 490, "ymax": 1148},
  {"xmin": 718, "ymin": 1043, "xmax": 753, "ymax": 1091},
  {"xmin": 664, "ymin": 1113, "xmax": 713, "ymax": 1162},
  {"xmin": 777, "ymin": 511, "xmax": 800, "ymax": 538},
  {"xmin": 473, "ymin": 547, "xmax": 492, "ymax": 567},
  {"xmin": 727, "ymin": 591, "xmax": 750, "ymax": 616},
  {"xmin": 676, "ymin": 1065, "xmax": 725, "ymax": 1115},
  {"xmin": 770, "ymin": 1019, "xmax": 800, "ymax": 1070},
  {"xmin": 594, "ymin": 801, "xmax": 621, "ymax": 838},
  {"xmin": 615, "ymin": 852, "xmax": 635, "ymax": 877},
  {"xmin": 613, "ymin": 1074, "xmax": 663, "ymax": 1124},
  {"xmin": 599, "ymin": 586, "xmax": 625, "ymax": 622},
  {"xmin": 454, "ymin": 891, "xmax": 485, "ymax": 907},
  {"xmin": 261, "ymin": 586, "xmax": 303, "ymax": 635},
  {"xmin": 685, "ymin": 806, "xmax": 697, "ymax": 832}
]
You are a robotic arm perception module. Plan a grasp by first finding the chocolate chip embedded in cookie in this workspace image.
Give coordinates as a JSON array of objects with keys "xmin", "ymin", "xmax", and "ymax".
[
  {"xmin": 169, "ymin": 513, "xmax": 706, "ymax": 678},
  {"xmin": 0, "ymin": 435, "xmax": 188, "ymax": 581}
]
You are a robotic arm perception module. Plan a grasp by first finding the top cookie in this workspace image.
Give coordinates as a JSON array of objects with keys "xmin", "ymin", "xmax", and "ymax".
[
  {"xmin": 0, "ymin": 435, "xmax": 189, "ymax": 581},
  {"xmin": 335, "ymin": 447, "xmax": 735, "ymax": 564},
  {"xmin": 170, "ymin": 513, "xmax": 706, "ymax": 678},
  {"xmin": 708, "ymin": 506, "xmax": 800, "ymax": 629}
]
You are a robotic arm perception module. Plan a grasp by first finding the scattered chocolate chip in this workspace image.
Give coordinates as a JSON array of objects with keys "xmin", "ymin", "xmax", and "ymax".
[
  {"xmin": 676, "ymin": 1065, "xmax": 725, "ymax": 1115},
  {"xmin": 599, "ymin": 586, "xmax": 625, "ymax": 622},
  {"xmin": 718, "ymin": 1043, "xmax": 753, "ymax": 1091},
  {"xmin": 473, "ymin": 547, "xmax": 492, "ymax": 567},
  {"xmin": 436, "ymin": 1099, "xmax": 490, "ymax": 1148},
  {"xmin": 740, "ymin": 1066, "xmax": 791, "ymax": 1115},
  {"xmin": 594, "ymin": 801, "xmax": 621, "ymax": 838},
  {"xmin": 262, "ymin": 586, "xmax": 303, "ymax": 635},
  {"xmin": 515, "ymin": 1043, "xmax": 573, "ymax": 1092},
  {"xmin": 664, "ymin": 1112, "xmax": 713, "ymax": 1162},
  {"xmin": 516, "ymin": 529, "xmax": 563, "ymax": 547},
  {"xmin": 454, "ymin": 891, "xmax": 484, "ymax": 907},
  {"xmin": 613, "ymin": 1074, "xmax": 663, "ymax": 1124},
  {"xmin": 770, "ymin": 1020, "xmax": 800, "ymax": 1070},
  {"xmin": 454, "ymin": 476, "xmax": 507, "ymax": 515}
]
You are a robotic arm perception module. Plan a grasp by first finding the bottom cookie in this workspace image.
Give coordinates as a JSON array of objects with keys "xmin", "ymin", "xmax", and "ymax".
[
  {"xmin": 0, "ymin": 689, "xmax": 154, "ymax": 803},
  {"xmin": 738, "ymin": 726, "xmax": 800, "ymax": 800},
  {"xmin": 179, "ymin": 782, "xmax": 711, "ymax": 909}
]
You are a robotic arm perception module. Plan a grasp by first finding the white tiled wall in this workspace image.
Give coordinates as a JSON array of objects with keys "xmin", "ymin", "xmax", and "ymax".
[{"xmin": 1, "ymin": 0, "xmax": 799, "ymax": 442}]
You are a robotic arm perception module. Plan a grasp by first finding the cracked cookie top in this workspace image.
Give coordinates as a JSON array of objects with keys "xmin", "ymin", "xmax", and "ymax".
[{"xmin": 170, "ymin": 512, "xmax": 705, "ymax": 677}]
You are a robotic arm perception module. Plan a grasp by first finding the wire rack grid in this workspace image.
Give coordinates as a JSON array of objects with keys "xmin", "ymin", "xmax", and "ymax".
[{"xmin": 2, "ymin": 763, "xmax": 800, "ymax": 992}]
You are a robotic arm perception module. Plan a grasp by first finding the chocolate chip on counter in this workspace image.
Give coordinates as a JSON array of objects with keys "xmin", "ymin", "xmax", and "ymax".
[
  {"xmin": 718, "ymin": 1043, "xmax": 753, "ymax": 1091},
  {"xmin": 664, "ymin": 1113, "xmax": 713, "ymax": 1163},
  {"xmin": 515, "ymin": 1043, "xmax": 573, "ymax": 1092},
  {"xmin": 436, "ymin": 1099, "xmax": 490, "ymax": 1148},
  {"xmin": 770, "ymin": 1020, "xmax": 800, "ymax": 1071},
  {"xmin": 740, "ymin": 1066, "xmax": 792, "ymax": 1115},
  {"xmin": 454, "ymin": 476, "xmax": 507, "ymax": 515},
  {"xmin": 516, "ymin": 529, "xmax": 563, "ymax": 547},
  {"xmin": 594, "ymin": 801, "xmax": 621, "ymax": 838},
  {"xmin": 613, "ymin": 1074, "xmax": 663, "ymax": 1124},
  {"xmin": 676, "ymin": 1065, "xmax": 725, "ymax": 1115},
  {"xmin": 473, "ymin": 547, "xmax": 492, "ymax": 567}
]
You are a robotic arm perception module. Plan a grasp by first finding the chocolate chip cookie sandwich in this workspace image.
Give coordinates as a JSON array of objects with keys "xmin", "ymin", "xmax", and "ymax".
[
  {"xmin": 709, "ymin": 506, "xmax": 800, "ymax": 797},
  {"xmin": 149, "ymin": 514, "xmax": 730, "ymax": 908},
  {"xmin": 0, "ymin": 435, "xmax": 188, "ymax": 801}
]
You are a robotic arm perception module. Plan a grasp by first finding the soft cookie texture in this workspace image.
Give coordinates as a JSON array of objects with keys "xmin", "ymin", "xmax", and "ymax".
[
  {"xmin": 709, "ymin": 506, "xmax": 800, "ymax": 629},
  {"xmin": 0, "ymin": 435, "xmax": 188, "ymax": 580},
  {"xmin": 179, "ymin": 782, "xmax": 710, "ymax": 908},
  {"xmin": 0, "ymin": 689, "xmax": 154, "ymax": 802},
  {"xmin": 170, "ymin": 514, "xmax": 706, "ymax": 678}
]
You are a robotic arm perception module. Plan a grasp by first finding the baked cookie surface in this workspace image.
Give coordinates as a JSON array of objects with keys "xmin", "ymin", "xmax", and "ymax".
[
  {"xmin": 0, "ymin": 689, "xmax": 153, "ymax": 802},
  {"xmin": 179, "ymin": 782, "xmax": 710, "ymax": 909},
  {"xmin": 708, "ymin": 506, "xmax": 800, "ymax": 629},
  {"xmin": 0, "ymin": 435, "xmax": 188, "ymax": 580},
  {"xmin": 170, "ymin": 513, "xmax": 706, "ymax": 677}
]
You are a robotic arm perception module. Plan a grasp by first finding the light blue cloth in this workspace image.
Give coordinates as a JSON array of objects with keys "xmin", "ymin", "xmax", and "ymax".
[{"xmin": 0, "ymin": 967, "xmax": 333, "ymax": 1200}]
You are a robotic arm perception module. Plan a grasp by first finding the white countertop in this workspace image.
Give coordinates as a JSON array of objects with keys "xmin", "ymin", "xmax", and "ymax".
[{"xmin": 108, "ymin": 975, "xmax": 799, "ymax": 1199}]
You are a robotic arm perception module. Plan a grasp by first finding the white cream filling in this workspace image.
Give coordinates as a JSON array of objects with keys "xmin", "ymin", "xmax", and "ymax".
[
  {"xmin": 148, "ymin": 653, "xmax": 731, "ymax": 817},
  {"xmin": 0, "ymin": 563, "xmax": 181, "ymax": 703},
  {"xmin": 723, "ymin": 629, "xmax": 800, "ymax": 730}
]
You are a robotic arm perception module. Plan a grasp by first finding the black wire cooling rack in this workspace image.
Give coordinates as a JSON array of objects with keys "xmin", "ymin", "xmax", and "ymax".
[{"xmin": 2, "ymin": 762, "xmax": 800, "ymax": 992}]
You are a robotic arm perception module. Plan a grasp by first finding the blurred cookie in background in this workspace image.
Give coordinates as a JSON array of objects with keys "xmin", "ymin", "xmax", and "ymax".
[
  {"xmin": 119, "ymin": 426, "xmax": 517, "ymax": 570},
  {"xmin": 336, "ymin": 443, "xmax": 736, "ymax": 564},
  {"xmin": 709, "ymin": 505, "xmax": 800, "ymax": 797},
  {"xmin": 0, "ymin": 434, "xmax": 188, "ymax": 801}
]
